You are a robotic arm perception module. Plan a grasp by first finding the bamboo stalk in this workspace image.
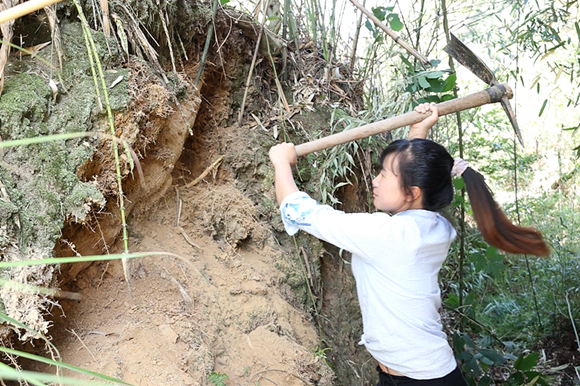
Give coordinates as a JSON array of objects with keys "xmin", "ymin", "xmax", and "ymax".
[
  {"xmin": 238, "ymin": 0, "xmax": 271, "ymax": 126},
  {"xmin": 349, "ymin": 0, "xmax": 365, "ymax": 71},
  {"xmin": 99, "ymin": 0, "xmax": 111, "ymax": 37},
  {"xmin": 348, "ymin": 0, "xmax": 430, "ymax": 66},
  {"xmin": 79, "ymin": 12, "xmax": 104, "ymax": 111},
  {"xmin": 73, "ymin": 0, "xmax": 132, "ymax": 286},
  {"xmin": 413, "ymin": 0, "xmax": 425, "ymax": 66},
  {"xmin": 0, "ymin": 0, "xmax": 62, "ymax": 24},
  {"xmin": 281, "ymin": 0, "xmax": 288, "ymax": 40},
  {"xmin": 43, "ymin": 5, "xmax": 63, "ymax": 70},
  {"xmin": 263, "ymin": 18, "xmax": 290, "ymax": 114},
  {"xmin": 195, "ymin": 0, "xmax": 219, "ymax": 86},
  {"xmin": 441, "ymin": 0, "xmax": 465, "ymax": 309},
  {"xmin": 159, "ymin": 8, "xmax": 177, "ymax": 75}
]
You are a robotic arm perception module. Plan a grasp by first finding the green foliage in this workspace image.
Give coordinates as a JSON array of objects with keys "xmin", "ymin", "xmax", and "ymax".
[
  {"xmin": 313, "ymin": 345, "xmax": 332, "ymax": 366},
  {"xmin": 365, "ymin": 6, "xmax": 403, "ymax": 33},
  {"xmin": 208, "ymin": 371, "xmax": 228, "ymax": 386},
  {"xmin": 469, "ymin": 247, "xmax": 507, "ymax": 278},
  {"xmin": 452, "ymin": 332, "xmax": 550, "ymax": 386},
  {"xmin": 364, "ymin": 6, "xmax": 403, "ymax": 41},
  {"xmin": 399, "ymin": 56, "xmax": 456, "ymax": 105}
]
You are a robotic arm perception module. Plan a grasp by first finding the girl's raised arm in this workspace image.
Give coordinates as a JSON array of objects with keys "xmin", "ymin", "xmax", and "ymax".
[{"xmin": 269, "ymin": 143, "xmax": 299, "ymax": 205}]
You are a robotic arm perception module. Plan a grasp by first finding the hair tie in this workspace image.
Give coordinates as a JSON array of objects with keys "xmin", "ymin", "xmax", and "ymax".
[{"xmin": 451, "ymin": 158, "xmax": 469, "ymax": 177}]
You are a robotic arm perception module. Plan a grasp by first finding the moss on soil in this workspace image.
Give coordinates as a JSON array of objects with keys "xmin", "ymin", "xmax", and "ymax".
[{"xmin": 0, "ymin": 23, "xmax": 127, "ymax": 317}]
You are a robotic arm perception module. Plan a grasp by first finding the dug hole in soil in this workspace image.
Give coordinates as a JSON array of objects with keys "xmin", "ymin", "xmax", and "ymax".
[
  {"xmin": 31, "ymin": 88, "xmax": 333, "ymax": 385},
  {"xmin": 38, "ymin": 69, "xmax": 333, "ymax": 385}
]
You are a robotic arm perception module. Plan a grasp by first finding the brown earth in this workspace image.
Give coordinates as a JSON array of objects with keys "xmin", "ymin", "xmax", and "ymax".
[
  {"xmin": 29, "ymin": 102, "xmax": 337, "ymax": 385},
  {"xmin": 44, "ymin": 195, "xmax": 331, "ymax": 386},
  {"xmin": 0, "ymin": 2, "xmax": 373, "ymax": 384}
]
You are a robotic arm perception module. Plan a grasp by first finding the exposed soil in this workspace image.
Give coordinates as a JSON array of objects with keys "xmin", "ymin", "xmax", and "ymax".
[
  {"xmin": 41, "ymin": 193, "xmax": 331, "ymax": 386},
  {"xmin": 27, "ymin": 98, "xmax": 336, "ymax": 385},
  {"xmin": 0, "ymin": 1, "xmax": 370, "ymax": 385}
]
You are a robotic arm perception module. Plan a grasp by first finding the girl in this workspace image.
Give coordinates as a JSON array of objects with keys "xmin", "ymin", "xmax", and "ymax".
[{"xmin": 269, "ymin": 103, "xmax": 549, "ymax": 385}]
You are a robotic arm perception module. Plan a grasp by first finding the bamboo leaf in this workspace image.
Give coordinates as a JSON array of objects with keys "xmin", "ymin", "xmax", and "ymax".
[
  {"xmin": 0, "ymin": 132, "xmax": 95, "ymax": 149},
  {"xmin": 364, "ymin": 20, "xmax": 374, "ymax": 32},
  {"xmin": 538, "ymin": 99, "xmax": 548, "ymax": 117},
  {"xmin": 0, "ymin": 347, "xmax": 131, "ymax": 385},
  {"xmin": 441, "ymin": 94, "xmax": 455, "ymax": 101},
  {"xmin": 514, "ymin": 352, "xmax": 539, "ymax": 371},
  {"xmin": 0, "ymin": 363, "xmax": 45, "ymax": 386},
  {"xmin": 371, "ymin": 6, "xmax": 387, "ymax": 21},
  {"xmin": 479, "ymin": 349, "xmax": 506, "ymax": 365},
  {"xmin": 0, "ymin": 278, "xmax": 80, "ymax": 299},
  {"xmin": 529, "ymin": 75, "xmax": 540, "ymax": 91},
  {"xmin": 441, "ymin": 73, "xmax": 456, "ymax": 92},
  {"xmin": 0, "ymin": 252, "xmax": 172, "ymax": 269},
  {"xmin": 0, "ymin": 40, "xmax": 56, "ymax": 70},
  {"xmin": 386, "ymin": 14, "xmax": 403, "ymax": 31},
  {"xmin": 0, "ymin": 366, "xmax": 126, "ymax": 385},
  {"xmin": 418, "ymin": 76, "xmax": 430, "ymax": 89},
  {"xmin": 575, "ymin": 22, "xmax": 580, "ymax": 42},
  {"xmin": 453, "ymin": 177, "xmax": 465, "ymax": 190}
]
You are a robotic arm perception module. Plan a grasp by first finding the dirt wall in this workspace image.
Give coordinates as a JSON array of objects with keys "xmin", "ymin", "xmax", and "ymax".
[{"xmin": 0, "ymin": 1, "xmax": 372, "ymax": 384}]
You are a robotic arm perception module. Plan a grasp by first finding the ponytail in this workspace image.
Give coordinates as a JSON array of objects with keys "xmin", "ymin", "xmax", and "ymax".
[
  {"xmin": 462, "ymin": 168, "xmax": 549, "ymax": 257},
  {"xmin": 383, "ymin": 139, "xmax": 549, "ymax": 256}
]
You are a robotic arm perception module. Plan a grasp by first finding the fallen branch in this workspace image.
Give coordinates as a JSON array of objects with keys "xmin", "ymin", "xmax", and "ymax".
[
  {"xmin": 176, "ymin": 226, "xmax": 202, "ymax": 251},
  {"xmin": 184, "ymin": 155, "xmax": 224, "ymax": 188},
  {"xmin": 348, "ymin": 0, "xmax": 430, "ymax": 66}
]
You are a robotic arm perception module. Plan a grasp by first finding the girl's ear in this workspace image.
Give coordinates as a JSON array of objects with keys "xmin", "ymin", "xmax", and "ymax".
[{"xmin": 407, "ymin": 186, "xmax": 422, "ymax": 203}]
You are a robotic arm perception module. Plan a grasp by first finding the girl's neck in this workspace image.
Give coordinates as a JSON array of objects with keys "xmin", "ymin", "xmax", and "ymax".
[{"xmin": 392, "ymin": 199, "xmax": 424, "ymax": 215}]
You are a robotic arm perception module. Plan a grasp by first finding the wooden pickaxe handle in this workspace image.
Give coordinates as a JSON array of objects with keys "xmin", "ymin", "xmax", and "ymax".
[
  {"xmin": 295, "ymin": 83, "xmax": 513, "ymax": 157},
  {"xmin": 0, "ymin": 0, "xmax": 63, "ymax": 25}
]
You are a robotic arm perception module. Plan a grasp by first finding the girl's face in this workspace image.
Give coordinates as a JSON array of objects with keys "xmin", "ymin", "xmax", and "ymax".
[{"xmin": 372, "ymin": 154, "xmax": 420, "ymax": 214}]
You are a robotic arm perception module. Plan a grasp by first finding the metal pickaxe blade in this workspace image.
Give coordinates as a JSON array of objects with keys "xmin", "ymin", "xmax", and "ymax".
[{"xmin": 443, "ymin": 33, "xmax": 524, "ymax": 147}]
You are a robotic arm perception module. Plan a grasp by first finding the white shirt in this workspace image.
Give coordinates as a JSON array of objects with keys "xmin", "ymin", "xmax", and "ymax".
[{"xmin": 280, "ymin": 191, "xmax": 458, "ymax": 380}]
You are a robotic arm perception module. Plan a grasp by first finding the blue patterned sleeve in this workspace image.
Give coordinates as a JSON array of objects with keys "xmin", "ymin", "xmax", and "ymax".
[{"xmin": 279, "ymin": 192, "xmax": 320, "ymax": 236}]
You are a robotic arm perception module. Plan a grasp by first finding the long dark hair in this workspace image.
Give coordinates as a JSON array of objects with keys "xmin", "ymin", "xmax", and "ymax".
[{"xmin": 380, "ymin": 139, "xmax": 549, "ymax": 257}]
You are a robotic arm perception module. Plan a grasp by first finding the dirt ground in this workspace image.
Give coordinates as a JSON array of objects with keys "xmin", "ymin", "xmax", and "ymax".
[
  {"xmin": 0, "ymin": 3, "xmax": 368, "ymax": 384},
  {"xmin": 34, "ymin": 178, "xmax": 333, "ymax": 385},
  {"xmin": 22, "ymin": 63, "xmax": 337, "ymax": 382}
]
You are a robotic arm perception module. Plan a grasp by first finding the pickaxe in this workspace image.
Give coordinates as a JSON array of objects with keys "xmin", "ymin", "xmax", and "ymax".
[
  {"xmin": 294, "ymin": 34, "xmax": 523, "ymax": 157},
  {"xmin": 294, "ymin": 83, "xmax": 514, "ymax": 157},
  {"xmin": 443, "ymin": 33, "xmax": 524, "ymax": 147}
]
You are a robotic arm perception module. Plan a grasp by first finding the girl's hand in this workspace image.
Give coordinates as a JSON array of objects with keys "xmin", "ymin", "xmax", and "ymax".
[
  {"xmin": 269, "ymin": 143, "xmax": 298, "ymax": 168},
  {"xmin": 408, "ymin": 102, "xmax": 439, "ymax": 140}
]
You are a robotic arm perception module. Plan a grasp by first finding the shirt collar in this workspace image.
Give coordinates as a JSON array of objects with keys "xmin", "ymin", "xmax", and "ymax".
[{"xmin": 393, "ymin": 209, "xmax": 438, "ymax": 219}]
